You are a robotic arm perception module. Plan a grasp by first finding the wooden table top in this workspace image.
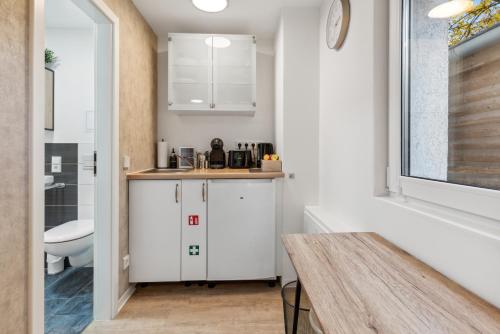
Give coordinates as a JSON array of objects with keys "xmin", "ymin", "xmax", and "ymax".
[
  {"xmin": 282, "ymin": 233, "xmax": 500, "ymax": 334},
  {"xmin": 127, "ymin": 168, "xmax": 285, "ymax": 180}
]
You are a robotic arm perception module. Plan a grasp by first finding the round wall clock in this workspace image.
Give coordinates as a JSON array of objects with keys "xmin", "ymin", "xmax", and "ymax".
[{"xmin": 326, "ymin": 0, "xmax": 350, "ymax": 50}]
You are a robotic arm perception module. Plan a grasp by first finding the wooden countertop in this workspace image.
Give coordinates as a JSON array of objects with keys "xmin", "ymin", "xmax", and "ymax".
[
  {"xmin": 127, "ymin": 168, "xmax": 285, "ymax": 180},
  {"xmin": 282, "ymin": 233, "xmax": 500, "ymax": 334}
]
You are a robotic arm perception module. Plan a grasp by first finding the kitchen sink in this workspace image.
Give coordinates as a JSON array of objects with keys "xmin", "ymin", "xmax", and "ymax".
[{"xmin": 143, "ymin": 168, "xmax": 192, "ymax": 174}]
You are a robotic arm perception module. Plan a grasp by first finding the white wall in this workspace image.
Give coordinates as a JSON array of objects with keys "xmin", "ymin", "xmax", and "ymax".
[
  {"xmin": 317, "ymin": 0, "xmax": 500, "ymax": 308},
  {"xmin": 45, "ymin": 28, "xmax": 95, "ymax": 145},
  {"xmin": 157, "ymin": 47, "xmax": 275, "ymax": 153},
  {"xmin": 45, "ymin": 27, "xmax": 95, "ymax": 220},
  {"xmin": 275, "ymin": 7, "xmax": 320, "ymax": 283}
]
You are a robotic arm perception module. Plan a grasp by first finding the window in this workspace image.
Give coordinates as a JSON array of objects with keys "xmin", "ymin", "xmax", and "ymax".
[{"xmin": 402, "ymin": 0, "xmax": 500, "ymax": 191}]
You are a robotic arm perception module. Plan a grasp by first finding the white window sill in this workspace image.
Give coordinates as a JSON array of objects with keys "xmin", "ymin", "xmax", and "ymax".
[{"xmin": 399, "ymin": 176, "xmax": 500, "ymax": 222}]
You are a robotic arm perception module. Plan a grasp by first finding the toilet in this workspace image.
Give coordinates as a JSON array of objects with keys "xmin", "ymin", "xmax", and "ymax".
[{"xmin": 44, "ymin": 219, "xmax": 94, "ymax": 275}]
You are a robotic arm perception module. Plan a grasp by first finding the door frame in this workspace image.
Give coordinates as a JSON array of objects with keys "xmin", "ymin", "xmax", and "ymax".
[{"xmin": 29, "ymin": 0, "xmax": 120, "ymax": 331}]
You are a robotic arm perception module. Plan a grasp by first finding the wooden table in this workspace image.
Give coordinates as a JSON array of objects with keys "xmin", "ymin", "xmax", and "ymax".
[{"xmin": 282, "ymin": 233, "xmax": 500, "ymax": 334}]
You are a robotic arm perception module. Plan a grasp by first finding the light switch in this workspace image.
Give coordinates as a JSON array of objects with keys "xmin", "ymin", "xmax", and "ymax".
[
  {"xmin": 123, "ymin": 155, "xmax": 130, "ymax": 170},
  {"xmin": 51, "ymin": 156, "xmax": 62, "ymax": 173}
]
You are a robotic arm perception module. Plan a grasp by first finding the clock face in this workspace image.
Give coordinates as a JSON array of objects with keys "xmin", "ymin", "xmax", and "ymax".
[{"xmin": 326, "ymin": 0, "xmax": 350, "ymax": 50}]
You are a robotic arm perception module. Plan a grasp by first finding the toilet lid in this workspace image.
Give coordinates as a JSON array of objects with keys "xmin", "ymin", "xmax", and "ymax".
[{"xmin": 45, "ymin": 220, "xmax": 94, "ymax": 243}]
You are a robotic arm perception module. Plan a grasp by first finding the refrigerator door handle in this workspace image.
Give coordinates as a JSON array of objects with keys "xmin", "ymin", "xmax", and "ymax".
[
  {"xmin": 175, "ymin": 184, "xmax": 179, "ymax": 203},
  {"xmin": 202, "ymin": 183, "xmax": 206, "ymax": 202}
]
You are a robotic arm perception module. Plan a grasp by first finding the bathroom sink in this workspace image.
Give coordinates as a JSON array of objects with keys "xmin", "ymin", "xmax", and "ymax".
[
  {"xmin": 143, "ymin": 168, "xmax": 193, "ymax": 174},
  {"xmin": 45, "ymin": 175, "xmax": 54, "ymax": 186}
]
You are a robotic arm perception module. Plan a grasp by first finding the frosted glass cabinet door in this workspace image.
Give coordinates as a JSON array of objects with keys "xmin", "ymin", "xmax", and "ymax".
[
  {"xmin": 168, "ymin": 34, "xmax": 212, "ymax": 111},
  {"xmin": 213, "ymin": 35, "xmax": 256, "ymax": 113}
]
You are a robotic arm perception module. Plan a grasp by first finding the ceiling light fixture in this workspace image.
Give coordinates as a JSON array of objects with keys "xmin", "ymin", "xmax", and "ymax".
[
  {"xmin": 192, "ymin": 0, "xmax": 228, "ymax": 13},
  {"xmin": 205, "ymin": 36, "xmax": 231, "ymax": 48},
  {"xmin": 191, "ymin": 99, "xmax": 204, "ymax": 104},
  {"xmin": 428, "ymin": 0, "xmax": 474, "ymax": 19}
]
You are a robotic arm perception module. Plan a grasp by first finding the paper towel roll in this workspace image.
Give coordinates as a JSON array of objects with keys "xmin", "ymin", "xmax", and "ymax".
[{"xmin": 157, "ymin": 139, "xmax": 168, "ymax": 168}]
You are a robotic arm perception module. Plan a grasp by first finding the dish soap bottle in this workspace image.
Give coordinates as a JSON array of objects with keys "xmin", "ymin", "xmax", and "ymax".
[{"xmin": 169, "ymin": 149, "xmax": 178, "ymax": 169}]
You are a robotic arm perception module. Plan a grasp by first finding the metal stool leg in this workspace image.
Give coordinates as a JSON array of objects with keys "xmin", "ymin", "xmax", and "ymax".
[{"xmin": 292, "ymin": 280, "xmax": 302, "ymax": 334}]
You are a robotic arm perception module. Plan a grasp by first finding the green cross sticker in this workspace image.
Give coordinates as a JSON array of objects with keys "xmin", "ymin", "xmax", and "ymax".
[{"xmin": 189, "ymin": 245, "xmax": 200, "ymax": 256}]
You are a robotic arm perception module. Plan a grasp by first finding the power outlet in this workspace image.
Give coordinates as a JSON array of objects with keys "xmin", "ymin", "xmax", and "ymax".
[
  {"xmin": 123, "ymin": 155, "xmax": 130, "ymax": 170},
  {"xmin": 234, "ymin": 140, "xmax": 258, "ymax": 150},
  {"xmin": 123, "ymin": 254, "xmax": 130, "ymax": 270}
]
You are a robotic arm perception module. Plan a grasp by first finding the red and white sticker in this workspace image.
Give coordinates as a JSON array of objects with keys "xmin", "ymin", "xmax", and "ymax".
[{"xmin": 188, "ymin": 215, "xmax": 199, "ymax": 226}]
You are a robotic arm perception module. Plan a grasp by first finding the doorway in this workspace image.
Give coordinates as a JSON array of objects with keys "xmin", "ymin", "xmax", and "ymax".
[
  {"xmin": 30, "ymin": 0, "xmax": 119, "ymax": 332},
  {"xmin": 43, "ymin": 1, "xmax": 96, "ymax": 331}
]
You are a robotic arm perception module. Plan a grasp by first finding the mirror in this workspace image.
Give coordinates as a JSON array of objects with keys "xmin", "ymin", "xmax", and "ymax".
[{"xmin": 45, "ymin": 68, "xmax": 54, "ymax": 131}]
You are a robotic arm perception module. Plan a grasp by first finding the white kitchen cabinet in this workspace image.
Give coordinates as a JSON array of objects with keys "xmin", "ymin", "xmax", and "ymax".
[
  {"xmin": 181, "ymin": 180, "xmax": 207, "ymax": 281},
  {"xmin": 168, "ymin": 34, "xmax": 212, "ymax": 111},
  {"xmin": 168, "ymin": 33, "xmax": 256, "ymax": 115},
  {"xmin": 207, "ymin": 179, "xmax": 276, "ymax": 281},
  {"xmin": 129, "ymin": 180, "xmax": 181, "ymax": 282},
  {"xmin": 212, "ymin": 35, "xmax": 257, "ymax": 112}
]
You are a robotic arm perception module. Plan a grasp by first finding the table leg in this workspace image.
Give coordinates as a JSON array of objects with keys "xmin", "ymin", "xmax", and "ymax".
[{"xmin": 292, "ymin": 280, "xmax": 302, "ymax": 334}]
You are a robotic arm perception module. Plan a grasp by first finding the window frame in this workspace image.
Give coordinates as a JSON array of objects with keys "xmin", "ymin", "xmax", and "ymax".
[{"xmin": 387, "ymin": 0, "xmax": 500, "ymax": 222}]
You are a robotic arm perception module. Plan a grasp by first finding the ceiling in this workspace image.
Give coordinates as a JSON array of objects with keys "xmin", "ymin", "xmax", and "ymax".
[
  {"xmin": 45, "ymin": 0, "xmax": 93, "ymax": 29},
  {"xmin": 132, "ymin": 0, "xmax": 322, "ymax": 40}
]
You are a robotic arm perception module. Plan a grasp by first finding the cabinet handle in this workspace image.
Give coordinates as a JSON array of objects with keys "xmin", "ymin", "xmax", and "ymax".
[
  {"xmin": 175, "ymin": 184, "xmax": 179, "ymax": 203},
  {"xmin": 202, "ymin": 183, "xmax": 206, "ymax": 202}
]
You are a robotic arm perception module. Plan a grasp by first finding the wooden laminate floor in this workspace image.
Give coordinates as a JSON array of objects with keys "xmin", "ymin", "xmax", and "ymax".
[{"xmin": 84, "ymin": 282, "xmax": 285, "ymax": 334}]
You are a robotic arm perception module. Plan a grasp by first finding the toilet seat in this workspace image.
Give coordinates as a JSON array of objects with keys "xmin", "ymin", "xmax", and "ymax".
[{"xmin": 45, "ymin": 219, "xmax": 94, "ymax": 244}]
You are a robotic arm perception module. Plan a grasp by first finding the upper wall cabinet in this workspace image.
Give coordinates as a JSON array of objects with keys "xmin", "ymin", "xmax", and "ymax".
[{"xmin": 168, "ymin": 33, "xmax": 256, "ymax": 115}]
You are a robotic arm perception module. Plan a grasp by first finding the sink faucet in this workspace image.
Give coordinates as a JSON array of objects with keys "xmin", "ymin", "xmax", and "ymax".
[{"xmin": 176, "ymin": 154, "xmax": 194, "ymax": 168}]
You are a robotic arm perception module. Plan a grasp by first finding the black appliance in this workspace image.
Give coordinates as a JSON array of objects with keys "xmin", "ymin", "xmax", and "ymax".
[
  {"xmin": 209, "ymin": 138, "xmax": 226, "ymax": 169},
  {"xmin": 228, "ymin": 150, "xmax": 253, "ymax": 169},
  {"xmin": 256, "ymin": 143, "xmax": 274, "ymax": 168}
]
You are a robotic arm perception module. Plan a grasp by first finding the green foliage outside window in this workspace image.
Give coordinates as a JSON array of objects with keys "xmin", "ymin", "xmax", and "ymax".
[{"xmin": 449, "ymin": 0, "xmax": 500, "ymax": 47}]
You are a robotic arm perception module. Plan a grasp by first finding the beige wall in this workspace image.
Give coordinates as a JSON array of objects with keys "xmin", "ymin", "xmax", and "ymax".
[
  {"xmin": 0, "ymin": 0, "xmax": 29, "ymax": 332},
  {"xmin": 102, "ymin": 0, "xmax": 158, "ymax": 298},
  {"xmin": 0, "ymin": 1, "xmax": 156, "ymax": 329}
]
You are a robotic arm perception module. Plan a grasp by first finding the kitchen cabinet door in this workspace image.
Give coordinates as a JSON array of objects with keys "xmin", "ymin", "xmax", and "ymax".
[
  {"xmin": 168, "ymin": 34, "xmax": 212, "ymax": 111},
  {"xmin": 212, "ymin": 35, "xmax": 256, "ymax": 114},
  {"xmin": 181, "ymin": 180, "xmax": 207, "ymax": 281},
  {"xmin": 129, "ymin": 180, "xmax": 181, "ymax": 282},
  {"xmin": 207, "ymin": 179, "xmax": 276, "ymax": 280}
]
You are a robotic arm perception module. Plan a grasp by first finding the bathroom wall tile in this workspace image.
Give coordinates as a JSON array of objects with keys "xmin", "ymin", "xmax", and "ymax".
[
  {"xmin": 78, "ymin": 143, "xmax": 94, "ymax": 164},
  {"xmin": 45, "ymin": 143, "xmax": 78, "ymax": 164},
  {"xmin": 46, "ymin": 163, "xmax": 78, "ymax": 185},
  {"xmin": 78, "ymin": 163, "xmax": 95, "ymax": 185},
  {"xmin": 78, "ymin": 205, "xmax": 94, "ymax": 220},
  {"xmin": 45, "ymin": 184, "xmax": 78, "ymax": 206},
  {"xmin": 78, "ymin": 185, "xmax": 94, "ymax": 206},
  {"xmin": 45, "ymin": 205, "xmax": 78, "ymax": 228}
]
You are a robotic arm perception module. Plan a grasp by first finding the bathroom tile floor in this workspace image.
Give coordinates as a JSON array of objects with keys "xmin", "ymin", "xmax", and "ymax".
[{"xmin": 45, "ymin": 267, "xmax": 93, "ymax": 334}]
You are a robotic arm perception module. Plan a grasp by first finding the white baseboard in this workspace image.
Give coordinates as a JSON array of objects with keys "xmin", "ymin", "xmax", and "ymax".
[
  {"xmin": 116, "ymin": 284, "xmax": 136, "ymax": 316},
  {"xmin": 304, "ymin": 206, "xmax": 361, "ymax": 233}
]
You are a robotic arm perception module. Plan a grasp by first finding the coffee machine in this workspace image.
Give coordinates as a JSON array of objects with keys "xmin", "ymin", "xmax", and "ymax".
[{"xmin": 209, "ymin": 138, "xmax": 226, "ymax": 169}]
